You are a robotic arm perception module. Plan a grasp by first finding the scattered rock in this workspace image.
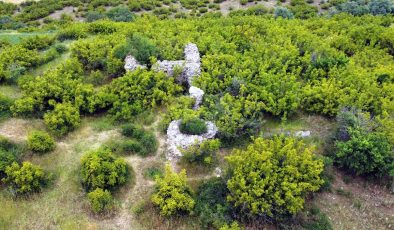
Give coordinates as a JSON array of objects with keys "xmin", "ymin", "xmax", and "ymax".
[
  {"xmin": 189, "ymin": 86, "xmax": 204, "ymax": 109},
  {"xmin": 295, "ymin": 130, "xmax": 311, "ymax": 137},
  {"xmin": 124, "ymin": 55, "xmax": 146, "ymax": 72},
  {"xmin": 214, "ymin": 167, "xmax": 222, "ymax": 178},
  {"xmin": 166, "ymin": 120, "xmax": 218, "ymax": 161}
]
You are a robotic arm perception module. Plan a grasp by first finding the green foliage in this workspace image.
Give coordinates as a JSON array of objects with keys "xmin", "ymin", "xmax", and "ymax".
[
  {"xmin": 106, "ymin": 6, "xmax": 136, "ymax": 22},
  {"xmin": 274, "ymin": 7, "xmax": 294, "ymax": 19},
  {"xmin": 95, "ymin": 69, "xmax": 181, "ymax": 120},
  {"xmin": 302, "ymin": 207, "xmax": 333, "ymax": 230},
  {"xmin": 20, "ymin": 35, "xmax": 55, "ymax": 51},
  {"xmin": 0, "ymin": 149, "xmax": 16, "ymax": 177},
  {"xmin": 0, "ymin": 93, "xmax": 12, "ymax": 119},
  {"xmin": 87, "ymin": 188, "xmax": 114, "ymax": 213},
  {"xmin": 0, "ymin": 45, "xmax": 40, "ymax": 81},
  {"xmin": 81, "ymin": 148, "xmax": 128, "ymax": 191},
  {"xmin": 151, "ymin": 165, "xmax": 195, "ymax": 216},
  {"xmin": 179, "ymin": 118, "xmax": 207, "ymax": 135},
  {"xmin": 219, "ymin": 222, "xmax": 241, "ymax": 230},
  {"xmin": 86, "ymin": 11, "xmax": 106, "ymax": 22},
  {"xmin": 2, "ymin": 162, "xmax": 48, "ymax": 195},
  {"xmin": 27, "ymin": 130, "xmax": 56, "ymax": 153},
  {"xmin": 182, "ymin": 139, "xmax": 220, "ymax": 165},
  {"xmin": 44, "ymin": 103, "xmax": 81, "ymax": 136},
  {"xmin": 195, "ymin": 178, "xmax": 232, "ymax": 229},
  {"xmin": 335, "ymin": 128, "xmax": 393, "ymax": 178},
  {"xmin": 226, "ymin": 136, "xmax": 324, "ymax": 218},
  {"xmin": 126, "ymin": 34, "xmax": 159, "ymax": 66}
]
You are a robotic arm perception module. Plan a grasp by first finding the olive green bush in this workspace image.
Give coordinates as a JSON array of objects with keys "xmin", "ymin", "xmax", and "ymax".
[
  {"xmin": 151, "ymin": 165, "xmax": 195, "ymax": 216},
  {"xmin": 44, "ymin": 103, "xmax": 81, "ymax": 136},
  {"xmin": 335, "ymin": 129, "xmax": 393, "ymax": 178},
  {"xmin": 27, "ymin": 130, "xmax": 56, "ymax": 153},
  {"xmin": 226, "ymin": 136, "xmax": 324, "ymax": 218},
  {"xmin": 182, "ymin": 139, "xmax": 220, "ymax": 165},
  {"xmin": 180, "ymin": 118, "xmax": 207, "ymax": 135},
  {"xmin": 87, "ymin": 188, "xmax": 114, "ymax": 213},
  {"xmin": 2, "ymin": 162, "xmax": 48, "ymax": 195},
  {"xmin": 81, "ymin": 148, "xmax": 128, "ymax": 191}
]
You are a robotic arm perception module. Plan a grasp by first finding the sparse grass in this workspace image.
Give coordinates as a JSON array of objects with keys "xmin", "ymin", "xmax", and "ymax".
[{"xmin": 0, "ymin": 31, "xmax": 54, "ymax": 44}]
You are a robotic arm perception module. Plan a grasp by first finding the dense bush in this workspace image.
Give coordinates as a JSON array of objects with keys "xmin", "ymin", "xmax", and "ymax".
[
  {"xmin": 0, "ymin": 93, "xmax": 12, "ymax": 119},
  {"xmin": 274, "ymin": 7, "xmax": 294, "ymax": 19},
  {"xmin": 94, "ymin": 69, "xmax": 181, "ymax": 120},
  {"xmin": 86, "ymin": 11, "xmax": 106, "ymax": 22},
  {"xmin": 151, "ymin": 165, "xmax": 195, "ymax": 216},
  {"xmin": 0, "ymin": 149, "xmax": 16, "ymax": 177},
  {"xmin": 44, "ymin": 103, "xmax": 81, "ymax": 136},
  {"xmin": 335, "ymin": 128, "xmax": 393, "ymax": 178},
  {"xmin": 0, "ymin": 45, "xmax": 40, "ymax": 81},
  {"xmin": 226, "ymin": 136, "xmax": 324, "ymax": 218},
  {"xmin": 106, "ymin": 6, "xmax": 136, "ymax": 22},
  {"xmin": 2, "ymin": 162, "xmax": 48, "ymax": 195},
  {"xmin": 182, "ymin": 139, "xmax": 220, "ymax": 165},
  {"xmin": 116, "ymin": 34, "xmax": 160, "ymax": 66},
  {"xmin": 180, "ymin": 118, "xmax": 208, "ymax": 135},
  {"xmin": 27, "ymin": 131, "xmax": 56, "ymax": 153},
  {"xmin": 81, "ymin": 148, "xmax": 128, "ymax": 191},
  {"xmin": 87, "ymin": 188, "xmax": 114, "ymax": 213},
  {"xmin": 195, "ymin": 178, "xmax": 232, "ymax": 229}
]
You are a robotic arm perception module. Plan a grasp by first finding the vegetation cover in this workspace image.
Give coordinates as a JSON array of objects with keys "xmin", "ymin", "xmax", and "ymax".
[{"xmin": 0, "ymin": 0, "xmax": 393, "ymax": 229}]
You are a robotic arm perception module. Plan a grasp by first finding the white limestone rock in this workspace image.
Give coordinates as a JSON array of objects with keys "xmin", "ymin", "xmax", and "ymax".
[
  {"xmin": 295, "ymin": 130, "xmax": 311, "ymax": 137},
  {"xmin": 214, "ymin": 167, "xmax": 222, "ymax": 178},
  {"xmin": 184, "ymin": 43, "xmax": 201, "ymax": 63},
  {"xmin": 153, "ymin": 60, "xmax": 185, "ymax": 77},
  {"xmin": 189, "ymin": 86, "xmax": 204, "ymax": 109},
  {"xmin": 124, "ymin": 55, "xmax": 146, "ymax": 72},
  {"xmin": 166, "ymin": 120, "xmax": 218, "ymax": 161}
]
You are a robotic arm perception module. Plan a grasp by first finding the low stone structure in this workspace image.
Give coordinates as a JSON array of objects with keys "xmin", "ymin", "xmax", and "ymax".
[
  {"xmin": 166, "ymin": 120, "xmax": 218, "ymax": 161},
  {"xmin": 153, "ymin": 43, "xmax": 201, "ymax": 86},
  {"xmin": 189, "ymin": 86, "xmax": 204, "ymax": 109},
  {"xmin": 124, "ymin": 55, "xmax": 146, "ymax": 72},
  {"xmin": 295, "ymin": 130, "xmax": 311, "ymax": 138}
]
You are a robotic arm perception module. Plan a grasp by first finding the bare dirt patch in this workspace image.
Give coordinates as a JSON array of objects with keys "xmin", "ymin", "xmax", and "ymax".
[
  {"xmin": 314, "ymin": 170, "xmax": 394, "ymax": 230},
  {"xmin": 0, "ymin": 118, "xmax": 45, "ymax": 142}
]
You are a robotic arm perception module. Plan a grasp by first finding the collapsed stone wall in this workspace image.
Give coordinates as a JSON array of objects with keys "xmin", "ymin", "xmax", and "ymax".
[{"xmin": 123, "ymin": 43, "xmax": 218, "ymax": 162}]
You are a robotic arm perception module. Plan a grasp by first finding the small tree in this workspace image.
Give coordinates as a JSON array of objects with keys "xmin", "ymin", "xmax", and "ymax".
[
  {"xmin": 27, "ymin": 130, "xmax": 56, "ymax": 153},
  {"xmin": 226, "ymin": 136, "xmax": 324, "ymax": 218},
  {"xmin": 0, "ymin": 149, "xmax": 16, "ymax": 177},
  {"xmin": 151, "ymin": 165, "xmax": 195, "ymax": 216},
  {"xmin": 44, "ymin": 103, "xmax": 81, "ymax": 136},
  {"xmin": 274, "ymin": 7, "xmax": 294, "ymax": 19},
  {"xmin": 2, "ymin": 161, "xmax": 48, "ymax": 195},
  {"xmin": 335, "ymin": 128, "xmax": 393, "ymax": 178},
  {"xmin": 88, "ymin": 188, "xmax": 114, "ymax": 213},
  {"xmin": 81, "ymin": 148, "xmax": 128, "ymax": 191}
]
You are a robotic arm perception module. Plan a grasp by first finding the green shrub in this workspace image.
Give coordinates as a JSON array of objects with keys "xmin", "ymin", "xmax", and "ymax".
[
  {"xmin": 0, "ymin": 93, "xmax": 12, "ymax": 119},
  {"xmin": 226, "ymin": 136, "xmax": 324, "ymax": 218},
  {"xmin": 195, "ymin": 178, "xmax": 232, "ymax": 229},
  {"xmin": 151, "ymin": 165, "xmax": 195, "ymax": 216},
  {"xmin": 81, "ymin": 148, "xmax": 128, "ymax": 191},
  {"xmin": 127, "ymin": 34, "xmax": 159, "ymax": 66},
  {"xmin": 303, "ymin": 207, "xmax": 333, "ymax": 230},
  {"xmin": 2, "ymin": 161, "xmax": 48, "ymax": 195},
  {"xmin": 180, "ymin": 118, "xmax": 207, "ymax": 135},
  {"xmin": 138, "ymin": 132, "xmax": 158, "ymax": 156},
  {"xmin": 143, "ymin": 166, "xmax": 164, "ymax": 180},
  {"xmin": 106, "ymin": 6, "xmax": 135, "ymax": 22},
  {"xmin": 86, "ymin": 11, "xmax": 106, "ymax": 22},
  {"xmin": 0, "ymin": 149, "xmax": 16, "ymax": 177},
  {"xmin": 182, "ymin": 139, "xmax": 220, "ymax": 165},
  {"xmin": 274, "ymin": 7, "xmax": 294, "ymax": 19},
  {"xmin": 335, "ymin": 128, "xmax": 393, "ymax": 178},
  {"xmin": 44, "ymin": 103, "xmax": 81, "ymax": 136},
  {"xmin": 27, "ymin": 130, "xmax": 56, "ymax": 153},
  {"xmin": 121, "ymin": 123, "xmax": 142, "ymax": 138},
  {"xmin": 88, "ymin": 188, "xmax": 114, "ymax": 213}
]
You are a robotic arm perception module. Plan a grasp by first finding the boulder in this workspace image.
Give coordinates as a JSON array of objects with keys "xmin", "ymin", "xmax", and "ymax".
[{"xmin": 124, "ymin": 55, "xmax": 146, "ymax": 72}]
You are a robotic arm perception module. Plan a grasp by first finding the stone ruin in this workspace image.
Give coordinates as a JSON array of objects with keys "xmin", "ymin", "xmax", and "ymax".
[
  {"xmin": 123, "ymin": 43, "xmax": 218, "ymax": 162},
  {"xmin": 124, "ymin": 55, "xmax": 146, "ymax": 72},
  {"xmin": 153, "ymin": 43, "xmax": 201, "ymax": 86}
]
